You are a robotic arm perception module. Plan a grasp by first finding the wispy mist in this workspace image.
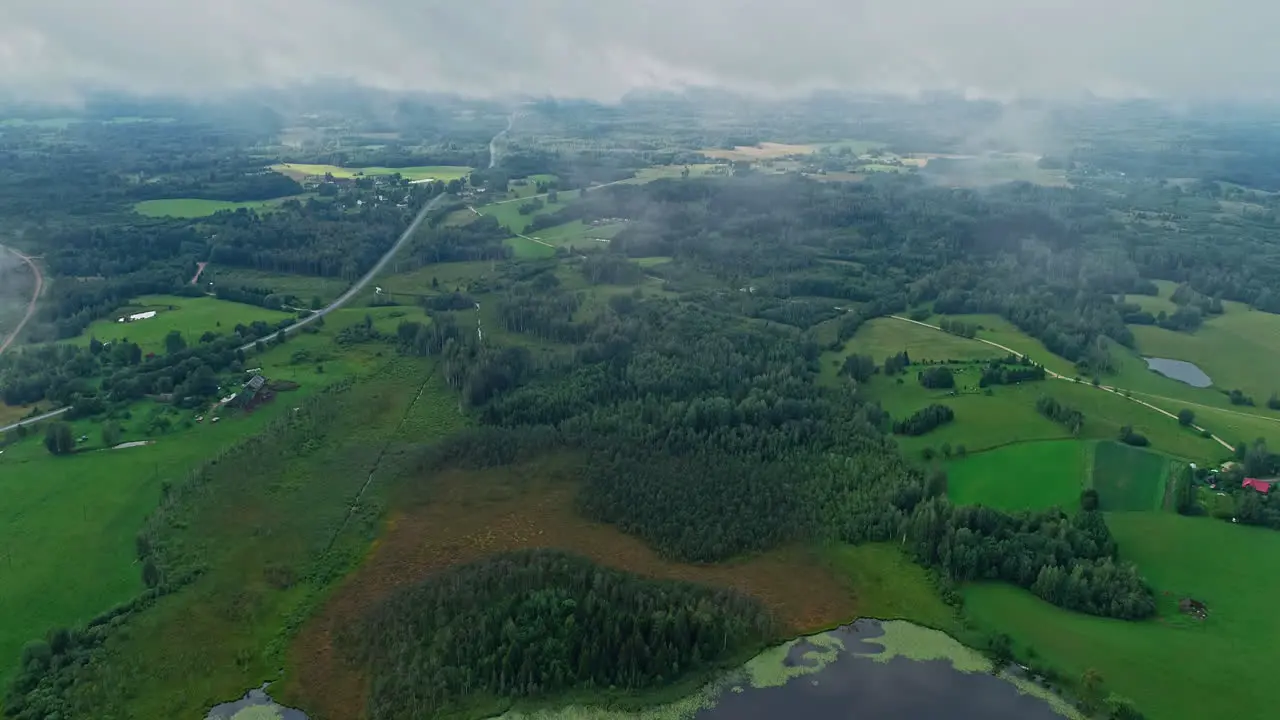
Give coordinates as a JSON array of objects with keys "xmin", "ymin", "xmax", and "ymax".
[{"xmin": 1, "ymin": 1, "xmax": 1277, "ymax": 105}]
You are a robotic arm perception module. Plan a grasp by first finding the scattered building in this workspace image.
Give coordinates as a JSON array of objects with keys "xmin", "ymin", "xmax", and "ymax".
[
  {"xmin": 117, "ymin": 310, "xmax": 157, "ymax": 323},
  {"xmin": 1242, "ymin": 478, "xmax": 1274, "ymax": 494}
]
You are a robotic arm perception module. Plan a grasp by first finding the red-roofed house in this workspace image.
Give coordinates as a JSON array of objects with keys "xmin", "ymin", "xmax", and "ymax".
[{"xmin": 1242, "ymin": 478, "xmax": 1273, "ymax": 494}]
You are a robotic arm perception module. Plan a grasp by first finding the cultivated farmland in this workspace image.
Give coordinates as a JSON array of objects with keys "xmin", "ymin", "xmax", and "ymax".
[
  {"xmin": 947, "ymin": 441, "xmax": 1088, "ymax": 513},
  {"xmin": 1091, "ymin": 441, "xmax": 1171, "ymax": 512}
]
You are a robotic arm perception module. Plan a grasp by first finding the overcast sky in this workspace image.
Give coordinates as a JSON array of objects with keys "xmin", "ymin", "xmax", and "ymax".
[{"xmin": 0, "ymin": 1, "xmax": 1274, "ymax": 104}]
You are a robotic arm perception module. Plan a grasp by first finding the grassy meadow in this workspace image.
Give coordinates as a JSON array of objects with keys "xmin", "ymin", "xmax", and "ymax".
[
  {"xmin": 0, "ymin": 303, "xmax": 430, "ymax": 689},
  {"xmin": 133, "ymin": 196, "xmax": 303, "ymax": 218},
  {"xmin": 964, "ymin": 512, "xmax": 1280, "ymax": 720},
  {"xmin": 947, "ymin": 441, "xmax": 1089, "ymax": 513},
  {"xmin": 272, "ymin": 163, "xmax": 471, "ymax": 182},
  {"xmin": 202, "ymin": 267, "xmax": 353, "ymax": 305},
  {"xmin": 69, "ymin": 295, "xmax": 293, "ymax": 354},
  {"xmin": 853, "ymin": 317, "xmax": 1006, "ymax": 363}
]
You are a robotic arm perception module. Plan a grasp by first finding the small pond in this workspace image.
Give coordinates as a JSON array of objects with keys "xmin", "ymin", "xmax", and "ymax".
[
  {"xmin": 495, "ymin": 620, "xmax": 1079, "ymax": 720},
  {"xmin": 1144, "ymin": 357, "xmax": 1212, "ymax": 387},
  {"xmin": 206, "ymin": 684, "xmax": 309, "ymax": 720}
]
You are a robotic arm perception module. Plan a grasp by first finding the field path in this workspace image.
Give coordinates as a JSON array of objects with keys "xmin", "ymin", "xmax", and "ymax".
[
  {"xmin": 889, "ymin": 315, "xmax": 1234, "ymax": 451},
  {"xmin": 190, "ymin": 261, "xmax": 208, "ymax": 285},
  {"xmin": 237, "ymin": 193, "xmax": 448, "ymax": 352},
  {"xmin": 0, "ymin": 243, "xmax": 43, "ymax": 357}
]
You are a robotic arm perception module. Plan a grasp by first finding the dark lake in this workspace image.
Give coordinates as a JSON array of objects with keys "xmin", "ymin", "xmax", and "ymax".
[
  {"xmin": 692, "ymin": 620, "xmax": 1074, "ymax": 720},
  {"xmin": 1144, "ymin": 357, "xmax": 1212, "ymax": 387},
  {"xmin": 206, "ymin": 684, "xmax": 309, "ymax": 720},
  {"xmin": 493, "ymin": 620, "xmax": 1079, "ymax": 720}
]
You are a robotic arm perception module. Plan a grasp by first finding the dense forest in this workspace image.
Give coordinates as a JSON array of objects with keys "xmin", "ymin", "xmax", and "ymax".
[{"xmin": 347, "ymin": 550, "xmax": 776, "ymax": 719}]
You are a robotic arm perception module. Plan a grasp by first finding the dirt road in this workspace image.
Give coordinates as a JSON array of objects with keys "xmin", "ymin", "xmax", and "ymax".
[
  {"xmin": 888, "ymin": 315, "xmax": 1234, "ymax": 451},
  {"xmin": 0, "ymin": 244, "xmax": 43, "ymax": 356}
]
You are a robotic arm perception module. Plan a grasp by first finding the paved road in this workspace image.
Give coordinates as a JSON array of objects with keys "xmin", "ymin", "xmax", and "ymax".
[
  {"xmin": 1, "ymin": 195, "xmax": 445, "ymax": 435},
  {"xmin": 237, "ymin": 193, "xmax": 447, "ymax": 351},
  {"xmin": 0, "ymin": 405, "xmax": 69, "ymax": 434},
  {"xmin": 888, "ymin": 315, "xmax": 1235, "ymax": 451},
  {"xmin": 0, "ymin": 243, "xmax": 44, "ymax": 356}
]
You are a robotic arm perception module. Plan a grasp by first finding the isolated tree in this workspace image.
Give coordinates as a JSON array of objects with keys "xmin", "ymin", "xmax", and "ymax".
[
  {"xmin": 841, "ymin": 353, "xmax": 877, "ymax": 382},
  {"xmin": 43, "ymin": 422, "xmax": 74, "ymax": 456},
  {"xmin": 1081, "ymin": 488, "xmax": 1101, "ymax": 512},
  {"xmin": 101, "ymin": 421, "xmax": 122, "ymax": 448},
  {"xmin": 88, "ymin": 336, "xmax": 104, "ymax": 355},
  {"xmin": 1178, "ymin": 408, "xmax": 1196, "ymax": 427},
  {"xmin": 141, "ymin": 559, "xmax": 161, "ymax": 589},
  {"xmin": 164, "ymin": 330, "xmax": 186, "ymax": 355}
]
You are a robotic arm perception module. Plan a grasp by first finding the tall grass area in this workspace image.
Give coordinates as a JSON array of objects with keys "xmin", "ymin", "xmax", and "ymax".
[
  {"xmin": 0, "ymin": 303, "xmax": 428, "ymax": 690},
  {"xmin": 964, "ymin": 513, "xmax": 1280, "ymax": 720},
  {"xmin": 947, "ymin": 441, "xmax": 1088, "ymax": 513},
  {"xmin": 822, "ymin": 543, "xmax": 959, "ymax": 635},
  {"xmin": 30, "ymin": 359, "xmax": 465, "ymax": 718}
]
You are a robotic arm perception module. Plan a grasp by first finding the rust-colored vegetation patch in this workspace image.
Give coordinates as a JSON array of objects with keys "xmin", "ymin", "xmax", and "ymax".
[
  {"xmin": 700, "ymin": 142, "xmax": 819, "ymax": 161},
  {"xmin": 284, "ymin": 456, "xmax": 856, "ymax": 720}
]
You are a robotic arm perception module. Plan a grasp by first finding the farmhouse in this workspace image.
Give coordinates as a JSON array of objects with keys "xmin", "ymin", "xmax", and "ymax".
[{"xmin": 1242, "ymin": 478, "xmax": 1274, "ymax": 494}]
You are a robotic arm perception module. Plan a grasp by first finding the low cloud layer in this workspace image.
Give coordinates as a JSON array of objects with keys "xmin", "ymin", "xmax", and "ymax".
[{"xmin": 1, "ymin": 1, "xmax": 1275, "ymax": 104}]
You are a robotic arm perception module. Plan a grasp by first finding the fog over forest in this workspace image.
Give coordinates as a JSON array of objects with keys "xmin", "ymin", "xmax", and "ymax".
[{"xmin": 2, "ymin": 0, "xmax": 1278, "ymax": 103}]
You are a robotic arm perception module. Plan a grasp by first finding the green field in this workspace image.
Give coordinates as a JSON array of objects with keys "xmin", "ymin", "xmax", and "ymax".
[
  {"xmin": 964, "ymin": 513, "xmax": 1280, "ymax": 720},
  {"xmin": 1130, "ymin": 305, "xmax": 1280, "ymax": 404},
  {"xmin": 845, "ymin": 317, "xmax": 1006, "ymax": 365},
  {"xmin": 862, "ymin": 375, "xmax": 1071, "ymax": 456},
  {"xmin": 481, "ymin": 197, "xmax": 570, "ymax": 234},
  {"xmin": 527, "ymin": 219, "xmax": 627, "ymax": 249},
  {"xmin": 64, "ymin": 358, "xmax": 466, "ymax": 717},
  {"xmin": 822, "ymin": 543, "xmax": 959, "ymax": 634},
  {"xmin": 505, "ymin": 236, "xmax": 557, "ymax": 259},
  {"xmin": 0, "ymin": 303, "xmax": 439, "ymax": 691},
  {"xmin": 133, "ymin": 196, "xmax": 304, "ymax": 218},
  {"xmin": 1091, "ymin": 441, "xmax": 1171, "ymax": 512},
  {"xmin": 272, "ymin": 163, "xmax": 471, "ymax": 182},
  {"xmin": 70, "ymin": 295, "xmax": 293, "ymax": 354},
  {"xmin": 947, "ymin": 441, "xmax": 1088, "ymax": 512}
]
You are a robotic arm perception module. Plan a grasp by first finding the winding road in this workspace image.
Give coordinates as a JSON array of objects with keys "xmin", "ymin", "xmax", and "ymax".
[
  {"xmin": 0, "ymin": 244, "xmax": 43, "ymax": 356},
  {"xmin": 236, "ymin": 193, "xmax": 448, "ymax": 351},
  {"xmin": 888, "ymin": 315, "xmax": 1234, "ymax": 451},
  {"xmin": 0, "ymin": 195, "xmax": 446, "ymax": 435}
]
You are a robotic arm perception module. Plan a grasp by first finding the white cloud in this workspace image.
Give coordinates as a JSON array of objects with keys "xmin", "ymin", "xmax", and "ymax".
[{"xmin": 0, "ymin": 0, "xmax": 1275, "ymax": 103}]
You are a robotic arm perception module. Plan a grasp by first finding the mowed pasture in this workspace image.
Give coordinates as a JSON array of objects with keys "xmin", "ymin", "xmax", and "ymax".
[
  {"xmin": 283, "ymin": 457, "xmax": 859, "ymax": 720},
  {"xmin": 846, "ymin": 317, "xmax": 1006, "ymax": 365},
  {"xmin": 863, "ymin": 376, "xmax": 1071, "ymax": 456},
  {"xmin": 69, "ymin": 294, "xmax": 292, "ymax": 354},
  {"xmin": 271, "ymin": 163, "xmax": 472, "ymax": 182},
  {"xmin": 1091, "ymin": 441, "xmax": 1170, "ymax": 512},
  {"xmin": 964, "ymin": 513, "xmax": 1280, "ymax": 720},
  {"xmin": 133, "ymin": 196, "xmax": 303, "ymax": 218},
  {"xmin": 947, "ymin": 441, "xmax": 1088, "ymax": 513}
]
